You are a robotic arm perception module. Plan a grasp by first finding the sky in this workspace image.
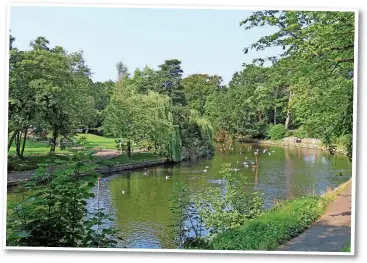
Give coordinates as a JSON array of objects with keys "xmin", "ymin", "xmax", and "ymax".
[{"xmin": 9, "ymin": 5, "xmax": 280, "ymax": 85}]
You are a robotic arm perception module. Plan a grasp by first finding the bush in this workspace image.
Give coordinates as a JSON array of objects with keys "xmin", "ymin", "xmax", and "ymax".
[
  {"xmin": 268, "ymin": 124, "xmax": 287, "ymax": 140},
  {"xmin": 336, "ymin": 134, "xmax": 352, "ymax": 149},
  {"xmin": 294, "ymin": 127, "xmax": 308, "ymax": 139},
  {"xmin": 6, "ymin": 138, "xmax": 122, "ymax": 248}
]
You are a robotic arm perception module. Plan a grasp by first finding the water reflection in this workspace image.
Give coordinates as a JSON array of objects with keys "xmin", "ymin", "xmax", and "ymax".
[{"xmin": 9, "ymin": 143, "xmax": 352, "ymax": 249}]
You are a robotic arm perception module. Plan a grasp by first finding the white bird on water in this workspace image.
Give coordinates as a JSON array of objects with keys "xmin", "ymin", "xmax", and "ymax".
[
  {"xmin": 233, "ymin": 168, "xmax": 240, "ymax": 172},
  {"xmin": 165, "ymin": 176, "xmax": 170, "ymax": 180},
  {"xmin": 204, "ymin": 169, "xmax": 208, "ymax": 173},
  {"xmin": 205, "ymin": 166, "xmax": 209, "ymax": 169},
  {"xmin": 121, "ymin": 190, "xmax": 125, "ymax": 194},
  {"xmin": 245, "ymin": 157, "xmax": 248, "ymax": 159}
]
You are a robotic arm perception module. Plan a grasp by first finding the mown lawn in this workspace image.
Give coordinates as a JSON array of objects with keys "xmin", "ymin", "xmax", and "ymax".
[
  {"xmin": 75, "ymin": 133, "xmax": 119, "ymax": 150},
  {"xmin": 96, "ymin": 152, "xmax": 164, "ymax": 166}
]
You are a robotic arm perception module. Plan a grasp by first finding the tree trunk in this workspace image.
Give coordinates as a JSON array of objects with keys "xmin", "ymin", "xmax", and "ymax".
[
  {"xmin": 50, "ymin": 128, "xmax": 58, "ymax": 154},
  {"xmin": 20, "ymin": 127, "xmax": 28, "ymax": 157},
  {"xmin": 284, "ymin": 90, "xmax": 292, "ymax": 130},
  {"xmin": 274, "ymin": 107, "xmax": 277, "ymax": 125},
  {"xmin": 127, "ymin": 139, "xmax": 131, "ymax": 157},
  {"xmin": 16, "ymin": 131, "xmax": 22, "ymax": 157},
  {"xmin": 8, "ymin": 130, "xmax": 18, "ymax": 152},
  {"xmin": 285, "ymin": 110, "xmax": 291, "ymax": 130}
]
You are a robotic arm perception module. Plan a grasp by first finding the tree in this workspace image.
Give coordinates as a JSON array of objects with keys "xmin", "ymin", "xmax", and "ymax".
[
  {"xmin": 241, "ymin": 10, "xmax": 355, "ymax": 157},
  {"xmin": 8, "ymin": 37, "xmax": 96, "ymax": 155},
  {"xmin": 116, "ymin": 61, "xmax": 129, "ymax": 81},
  {"xmin": 182, "ymin": 74, "xmax": 223, "ymax": 115},
  {"xmin": 103, "ymin": 78, "xmax": 141, "ymax": 157},
  {"xmin": 156, "ymin": 59, "xmax": 187, "ymax": 106}
]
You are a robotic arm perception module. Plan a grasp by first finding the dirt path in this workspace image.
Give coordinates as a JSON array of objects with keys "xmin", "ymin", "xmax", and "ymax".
[
  {"xmin": 91, "ymin": 149, "xmax": 121, "ymax": 160},
  {"xmin": 278, "ymin": 181, "xmax": 352, "ymax": 252}
]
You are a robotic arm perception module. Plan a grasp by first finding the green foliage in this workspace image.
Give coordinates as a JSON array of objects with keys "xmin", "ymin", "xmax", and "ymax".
[
  {"xmin": 169, "ymin": 182, "xmax": 204, "ymax": 248},
  {"xmin": 240, "ymin": 10, "xmax": 354, "ymax": 158},
  {"xmin": 268, "ymin": 124, "xmax": 287, "ymax": 140},
  {"xmin": 294, "ymin": 127, "xmax": 309, "ymax": 139},
  {"xmin": 211, "ymin": 196, "xmax": 326, "ymax": 250},
  {"xmin": 194, "ymin": 164, "xmax": 264, "ymax": 240},
  {"xmin": 6, "ymin": 138, "xmax": 122, "ymax": 247},
  {"xmin": 182, "ymin": 74, "xmax": 223, "ymax": 115},
  {"xmin": 9, "ymin": 36, "xmax": 97, "ymax": 156}
]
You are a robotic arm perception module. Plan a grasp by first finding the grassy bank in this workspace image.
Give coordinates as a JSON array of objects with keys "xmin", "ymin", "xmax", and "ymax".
[{"xmin": 210, "ymin": 180, "xmax": 351, "ymax": 251}]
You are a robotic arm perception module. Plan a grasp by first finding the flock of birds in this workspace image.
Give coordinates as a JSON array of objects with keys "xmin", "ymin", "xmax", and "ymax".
[{"xmin": 121, "ymin": 146, "xmax": 276, "ymax": 194}]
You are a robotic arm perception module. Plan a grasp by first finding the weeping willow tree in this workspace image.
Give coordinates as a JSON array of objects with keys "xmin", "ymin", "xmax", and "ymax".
[
  {"xmin": 142, "ymin": 91, "xmax": 182, "ymax": 162},
  {"xmin": 179, "ymin": 109, "xmax": 215, "ymax": 159},
  {"xmin": 104, "ymin": 84, "xmax": 183, "ymax": 161}
]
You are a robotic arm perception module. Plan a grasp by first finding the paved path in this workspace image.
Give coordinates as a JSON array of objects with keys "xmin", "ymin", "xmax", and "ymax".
[{"xmin": 278, "ymin": 181, "xmax": 352, "ymax": 252}]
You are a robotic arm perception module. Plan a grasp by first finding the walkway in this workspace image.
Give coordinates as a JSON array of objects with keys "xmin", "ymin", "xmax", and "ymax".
[{"xmin": 278, "ymin": 181, "xmax": 352, "ymax": 252}]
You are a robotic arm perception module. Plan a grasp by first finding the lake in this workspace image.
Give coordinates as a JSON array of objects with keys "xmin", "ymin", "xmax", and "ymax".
[{"xmin": 83, "ymin": 143, "xmax": 352, "ymax": 249}]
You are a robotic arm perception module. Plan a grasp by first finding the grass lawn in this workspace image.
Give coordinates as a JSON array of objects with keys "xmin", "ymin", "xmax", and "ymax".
[
  {"xmin": 8, "ymin": 140, "xmax": 59, "ymax": 156},
  {"xmin": 210, "ymin": 180, "xmax": 351, "ymax": 251},
  {"xmin": 8, "ymin": 154, "xmax": 71, "ymax": 172},
  {"xmin": 8, "ymin": 133, "xmax": 158, "ymax": 172},
  {"xmin": 96, "ymin": 152, "xmax": 164, "ymax": 166},
  {"xmin": 75, "ymin": 133, "xmax": 119, "ymax": 150}
]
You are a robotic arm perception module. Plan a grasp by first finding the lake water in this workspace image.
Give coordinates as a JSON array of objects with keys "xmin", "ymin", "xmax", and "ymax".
[
  {"xmin": 7, "ymin": 143, "xmax": 352, "ymax": 249},
  {"xmin": 85, "ymin": 143, "xmax": 352, "ymax": 249}
]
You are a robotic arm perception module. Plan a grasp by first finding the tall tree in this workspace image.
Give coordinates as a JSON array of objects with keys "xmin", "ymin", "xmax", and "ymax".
[
  {"xmin": 116, "ymin": 61, "xmax": 129, "ymax": 81},
  {"xmin": 182, "ymin": 74, "xmax": 223, "ymax": 115}
]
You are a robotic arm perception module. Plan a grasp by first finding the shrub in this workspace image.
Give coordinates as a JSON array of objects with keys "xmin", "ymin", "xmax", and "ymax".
[
  {"xmin": 6, "ymin": 137, "xmax": 122, "ymax": 248},
  {"xmin": 336, "ymin": 134, "xmax": 353, "ymax": 150},
  {"xmin": 268, "ymin": 124, "xmax": 287, "ymax": 140},
  {"xmin": 294, "ymin": 127, "xmax": 309, "ymax": 139}
]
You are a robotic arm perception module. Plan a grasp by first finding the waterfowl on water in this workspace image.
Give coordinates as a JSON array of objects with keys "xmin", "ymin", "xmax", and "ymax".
[
  {"xmin": 233, "ymin": 168, "xmax": 240, "ymax": 172},
  {"xmin": 165, "ymin": 176, "xmax": 170, "ymax": 180},
  {"xmin": 205, "ymin": 166, "xmax": 209, "ymax": 169},
  {"xmin": 204, "ymin": 169, "xmax": 208, "ymax": 173},
  {"xmin": 121, "ymin": 190, "xmax": 125, "ymax": 194}
]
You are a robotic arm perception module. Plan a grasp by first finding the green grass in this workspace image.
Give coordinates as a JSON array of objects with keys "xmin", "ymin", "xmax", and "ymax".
[
  {"xmin": 210, "ymin": 181, "xmax": 351, "ymax": 251},
  {"xmin": 8, "ymin": 140, "xmax": 59, "ymax": 156},
  {"xmin": 8, "ymin": 154, "xmax": 71, "ymax": 172},
  {"xmin": 341, "ymin": 244, "xmax": 351, "ymax": 252},
  {"xmin": 75, "ymin": 133, "xmax": 119, "ymax": 150},
  {"xmin": 96, "ymin": 152, "xmax": 164, "ymax": 166}
]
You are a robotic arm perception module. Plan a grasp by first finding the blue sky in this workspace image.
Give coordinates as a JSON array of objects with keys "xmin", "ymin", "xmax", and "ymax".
[{"xmin": 10, "ymin": 6, "xmax": 280, "ymax": 84}]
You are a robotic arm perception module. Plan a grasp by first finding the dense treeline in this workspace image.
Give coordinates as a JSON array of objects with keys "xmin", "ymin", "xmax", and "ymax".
[
  {"xmin": 8, "ymin": 38, "xmax": 215, "ymax": 161},
  {"xmin": 204, "ymin": 11, "xmax": 354, "ymax": 159},
  {"xmin": 8, "ymin": 10, "xmax": 354, "ymax": 160}
]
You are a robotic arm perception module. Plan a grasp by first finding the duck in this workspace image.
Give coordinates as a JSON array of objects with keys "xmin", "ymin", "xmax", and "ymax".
[
  {"xmin": 121, "ymin": 190, "xmax": 125, "ymax": 194},
  {"xmin": 233, "ymin": 168, "xmax": 240, "ymax": 172},
  {"xmin": 165, "ymin": 175, "xmax": 170, "ymax": 180},
  {"xmin": 245, "ymin": 157, "xmax": 248, "ymax": 159},
  {"xmin": 204, "ymin": 169, "xmax": 208, "ymax": 173},
  {"xmin": 205, "ymin": 166, "xmax": 209, "ymax": 169}
]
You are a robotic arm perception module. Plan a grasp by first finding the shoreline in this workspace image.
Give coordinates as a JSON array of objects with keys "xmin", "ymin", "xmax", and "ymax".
[
  {"xmin": 238, "ymin": 139, "xmax": 348, "ymax": 156},
  {"xmin": 210, "ymin": 179, "xmax": 352, "ymax": 251},
  {"xmin": 7, "ymin": 158, "xmax": 171, "ymax": 188}
]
